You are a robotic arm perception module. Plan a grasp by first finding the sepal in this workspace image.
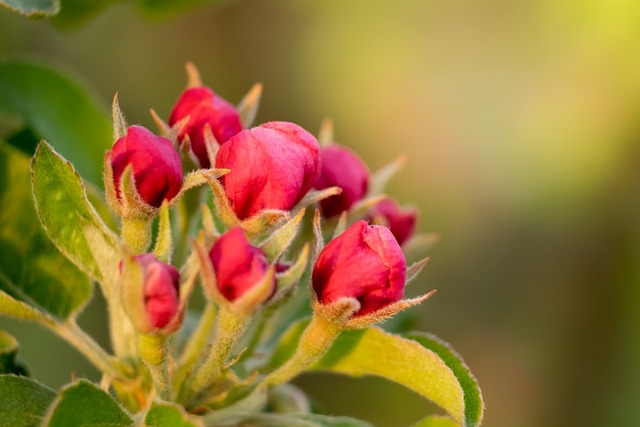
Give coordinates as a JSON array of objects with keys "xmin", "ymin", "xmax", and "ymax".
[
  {"xmin": 237, "ymin": 83, "xmax": 263, "ymax": 128},
  {"xmin": 185, "ymin": 61, "xmax": 203, "ymax": 88},
  {"xmin": 317, "ymin": 117, "xmax": 334, "ymax": 148},
  {"xmin": 273, "ymin": 243, "xmax": 310, "ymax": 301},
  {"xmin": 112, "ymin": 93, "xmax": 127, "ymax": 141},
  {"xmin": 294, "ymin": 187, "xmax": 342, "ymax": 212},
  {"xmin": 406, "ymin": 257, "xmax": 430, "ymax": 285},
  {"xmin": 367, "ymin": 154, "xmax": 407, "ymax": 196},
  {"xmin": 259, "ymin": 208, "xmax": 306, "ymax": 262}
]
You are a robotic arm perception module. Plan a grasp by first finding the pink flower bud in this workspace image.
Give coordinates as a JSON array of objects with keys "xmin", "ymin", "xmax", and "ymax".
[
  {"xmin": 209, "ymin": 226, "xmax": 275, "ymax": 302},
  {"xmin": 215, "ymin": 122, "xmax": 321, "ymax": 220},
  {"xmin": 169, "ymin": 87, "xmax": 243, "ymax": 168},
  {"xmin": 312, "ymin": 220, "xmax": 406, "ymax": 316},
  {"xmin": 314, "ymin": 144, "xmax": 369, "ymax": 218},
  {"xmin": 369, "ymin": 199, "xmax": 417, "ymax": 246},
  {"xmin": 136, "ymin": 253, "xmax": 180, "ymax": 329},
  {"xmin": 109, "ymin": 125, "xmax": 183, "ymax": 208}
]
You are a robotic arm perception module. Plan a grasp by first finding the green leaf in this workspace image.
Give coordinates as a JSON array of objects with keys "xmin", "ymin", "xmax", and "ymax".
[
  {"xmin": 0, "ymin": 374, "xmax": 56, "ymax": 427},
  {"xmin": 402, "ymin": 333, "xmax": 483, "ymax": 427},
  {"xmin": 0, "ymin": 143, "xmax": 91, "ymax": 319},
  {"xmin": 411, "ymin": 416, "xmax": 460, "ymax": 427},
  {"xmin": 268, "ymin": 320, "xmax": 483, "ymax": 427},
  {"xmin": 0, "ymin": 330, "xmax": 28, "ymax": 376},
  {"xmin": 144, "ymin": 401, "xmax": 201, "ymax": 427},
  {"xmin": 31, "ymin": 141, "xmax": 119, "ymax": 284},
  {"xmin": 0, "ymin": 0, "xmax": 59, "ymax": 18},
  {"xmin": 0, "ymin": 58, "xmax": 112, "ymax": 184},
  {"xmin": 43, "ymin": 379, "xmax": 133, "ymax": 427}
]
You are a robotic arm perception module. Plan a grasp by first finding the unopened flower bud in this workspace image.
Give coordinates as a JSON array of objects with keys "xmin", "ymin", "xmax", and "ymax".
[
  {"xmin": 312, "ymin": 220, "xmax": 406, "ymax": 317},
  {"xmin": 108, "ymin": 125, "xmax": 183, "ymax": 208},
  {"xmin": 369, "ymin": 198, "xmax": 417, "ymax": 245},
  {"xmin": 169, "ymin": 87, "xmax": 243, "ymax": 168},
  {"xmin": 215, "ymin": 122, "xmax": 320, "ymax": 220},
  {"xmin": 209, "ymin": 226, "xmax": 276, "ymax": 302},
  {"xmin": 314, "ymin": 144, "xmax": 369, "ymax": 218},
  {"xmin": 131, "ymin": 253, "xmax": 180, "ymax": 330}
]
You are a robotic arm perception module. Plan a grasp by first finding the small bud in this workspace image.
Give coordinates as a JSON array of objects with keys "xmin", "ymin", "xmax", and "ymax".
[
  {"xmin": 215, "ymin": 122, "xmax": 321, "ymax": 220},
  {"xmin": 121, "ymin": 253, "xmax": 180, "ymax": 332},
  {"xmin": 209, "ymin": 226, "xmax": 276, "ymax": 303},
  {"xmin": 139, "ymin": 254, "xmax": 180, "ymax": 330},
  {"xmin": 312, "ymin": 220, "xmax": 406, "ymax": 317},
  {"xmin": 314, "ymin": 144, "xmax": 369, "ymax": 218},
  {"xmin": 368, "ymin": 198, "xmax": 418, "ymax": 246},
  {"xmin": 107, "ymin": 125, "xmax": 183, "ymax": 209},
  {"xmin": 169, "ymin": 86, "xmax": 243, "ymax": 168}
]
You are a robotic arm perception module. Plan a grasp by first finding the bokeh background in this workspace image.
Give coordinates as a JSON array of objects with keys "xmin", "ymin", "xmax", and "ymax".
[{"xmin": 2, "ymin": 1, "xmax": 640, "ymax": 426}]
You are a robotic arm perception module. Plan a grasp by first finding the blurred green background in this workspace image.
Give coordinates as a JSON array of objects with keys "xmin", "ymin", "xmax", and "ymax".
[{"xmin": 2, "ymin": 1, "xmax": 640, "ymax": 426}]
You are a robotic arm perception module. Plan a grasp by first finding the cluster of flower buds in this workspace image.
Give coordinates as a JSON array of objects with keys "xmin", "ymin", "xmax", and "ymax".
[{"xmin": 100, "ymin": 63, "xmax": 433, "ymax": 407}]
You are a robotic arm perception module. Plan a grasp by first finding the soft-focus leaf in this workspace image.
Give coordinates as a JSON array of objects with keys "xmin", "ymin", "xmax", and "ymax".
[
  {"xmin": 0, "ymin": 143, "xmax": 91, "ymax": 319},
  {"xmin": 0, "ymin": 330, "xmax": 28, "ymax": 376},
  {"xmin": 0, "ymin": 0, "xmax": 59, "ymax": 18},
  {"xmin": 43, "ymin": 379, "xmax": 133, "ymax": 427},
  {"xmin": 51, "ymin": 0, "xmax": 117, "ymax": 29},
  {"xmin": 268, "ymin": 320, "xmax": 483, "ymax": 427},
  {"xmin": 242, "ymin": 413, "xmax": 373, "ymax": 427},
  {"xmin": 31, "ymin": 141, "xmax": 119, "ymax": 283},
  {"xmin": 0, "ymin": 375, "xmax": 56, "ymax": 427},
  {"xmin": 411, "ymin": 416, "xmax": 460, "ymax": 427},
  {"xmin": 136, "ymin": 0, "xmax": 233, "ymax": 19},
  {"xmin": 0, "ymin": 58, "xmax": 111, "ymax": 183},
  {"xmin": 144, "ymin": 401, "xmax": 202, "ymax": 427}
]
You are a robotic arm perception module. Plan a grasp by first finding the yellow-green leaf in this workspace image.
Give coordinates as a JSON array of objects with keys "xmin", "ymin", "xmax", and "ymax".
[
  {"xmin": 268, "ymin": 320, "xmax": 483, "ymax": 427},
  {"xmin": 0, "ymin": 143, "xmax": 91, "ymax": 319},
  {"xmin": 31, "ymin": 141, "xmax": 119, "ymax": 283}
]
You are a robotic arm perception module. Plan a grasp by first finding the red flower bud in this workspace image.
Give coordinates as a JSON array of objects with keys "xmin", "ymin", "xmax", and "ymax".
[
  {"xmin": 369, "ymin": 199, "xmax": 417, "ymax": 246},
  {"xmin": 169, "ymin": 87, "xmax": 243, "ymax": 168},
  {"xmin": 312, "ymin": 220, "xmax": 406, "ymax": 316},
  {"xmin": 215, "ymin": 122, "xmax": 321, "ymax": 220},
  {"xmin": 109, "ymin": 125, "xmax": 183, "ymax": 208},
  {"xmin": 136, "ymin": 253, "xmax": 180, "ymax": 329},
  {"xmin": 314, "ymin": 144, "xmax": 369, "ymax": 218},
  {"xmin": 209, "ymin": 226, "xmax": 276, "ymax": 302}
]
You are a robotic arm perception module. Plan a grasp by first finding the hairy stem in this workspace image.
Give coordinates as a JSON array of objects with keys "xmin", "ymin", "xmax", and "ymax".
[{"xmin": 261, "ymin": 315, "xmax": 340, "ymax": 387}]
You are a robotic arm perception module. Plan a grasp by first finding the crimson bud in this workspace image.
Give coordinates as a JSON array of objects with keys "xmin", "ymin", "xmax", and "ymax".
[
  {"xmin": 215, "ymin": 122, "xmax": 321, "ymax": 220},
  {"xmin": 169, "ymin": 87, "xmax": 243, "ymax": 168},
  {"xmin": 209, "ymin": 226, "xmax": 276, "ymax": 302},
  {"xmin": 369, "ymin": 198, "xmax": 417, "ymax": 246},
  {"xmin": 312, "ymin": 220, "xmax": 406, "ymax": 317},
  {"xmin": 108, "ymin": 125, "xmax": 183, "ymax": 208},
  {"xmin": 314, "ymin": 144, "xmax": 369, "ymax": 218},
  {"xmin": 135, "ymin": 253, "xmax": 180, "ymax": 330}
]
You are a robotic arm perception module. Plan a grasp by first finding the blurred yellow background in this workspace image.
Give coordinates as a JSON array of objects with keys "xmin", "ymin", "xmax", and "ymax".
[{"xmin": 2, "ymin": 1, "xmax": 640, "ymax": 426}]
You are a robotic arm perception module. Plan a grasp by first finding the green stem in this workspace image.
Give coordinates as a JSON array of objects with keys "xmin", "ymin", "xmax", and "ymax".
[
  {"xmin": 138, "ymin": 333, "xmax": 171, "ymax": 401},
  {"xmin": 261, "ymin": 315, "xmax": 341, "ymax": 387},
  {"xmin": 53, "ymin": 320, "xmax": 124, "ymax": 379},
  {"xmin": 174, "ymin": 186, "xmax": 203, "ymax": 264},
  {"xmin": 122, "ymin": 216, "xmax": 152, "ymax": 254},
  {"xmin": 189, "ymin": 308, "xmax": 248, "ymax": 399},
  {"xmin": 174, "ymin": 303, "xmax": 217, "ymax": 393},
  {"xmin": 237, "ymin": 309, "xmax": 271, "ymax": 364}
]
